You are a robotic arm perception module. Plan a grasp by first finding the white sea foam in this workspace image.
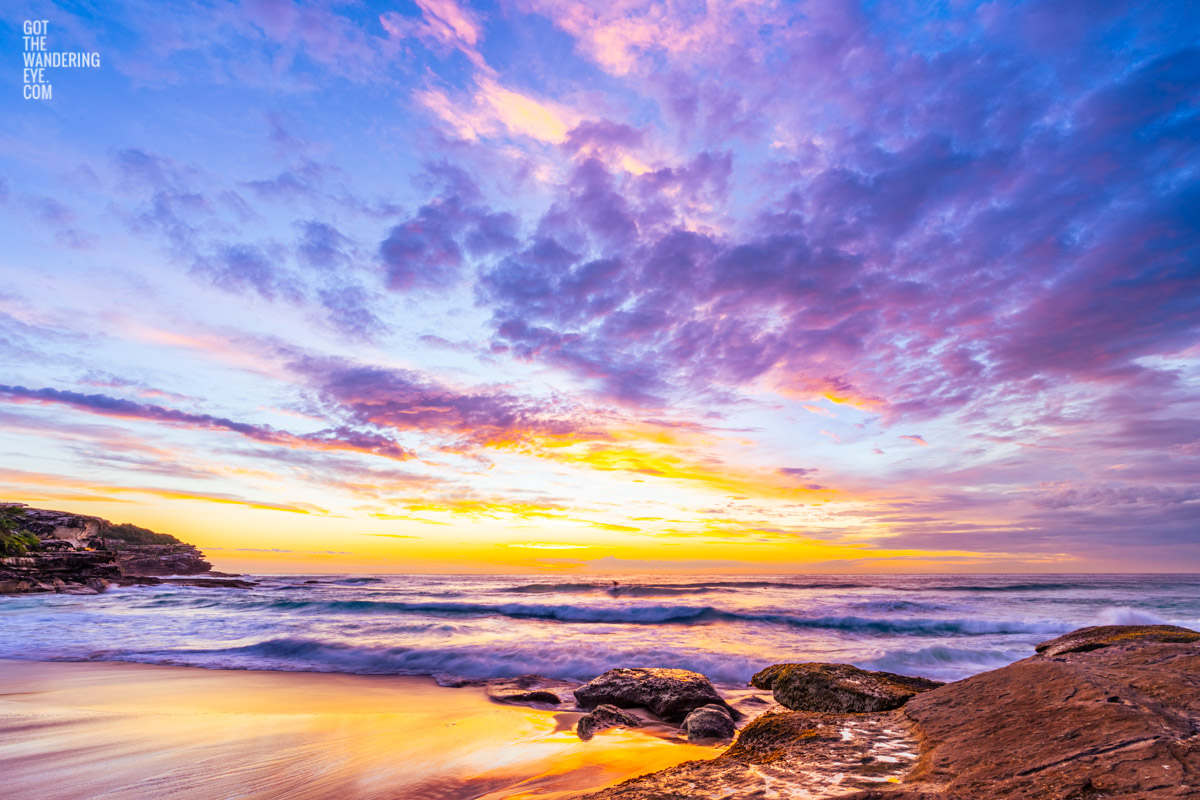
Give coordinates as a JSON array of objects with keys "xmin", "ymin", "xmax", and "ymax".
[{"xmin": 1, "ymin": 574, "xmax": 1196, "ymax": 686}]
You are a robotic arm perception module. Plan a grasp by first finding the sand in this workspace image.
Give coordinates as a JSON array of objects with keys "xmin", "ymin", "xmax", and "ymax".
[{"xmin": 0, "ymin": 659, "xmax": 718, "ymax": 800}]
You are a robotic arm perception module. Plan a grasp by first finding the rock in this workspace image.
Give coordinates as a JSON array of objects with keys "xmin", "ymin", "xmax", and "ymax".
[
  {"xmin": 577, "ymin": 704, "xmax": 644, "ymax": 739},
  {"xmin": 158, "ymin": 577, "xmax": 255, "ymax": 588},
  {"xmin": 574, "ymin": 668, "xmax": 739, "ymax": 723},
  {"xmin": 683, "ymin": 704, "xmax": 736, "ymax": 739},
  {"xmin": 485, "ymin": 674, "xmax": 567, "ymax": 706},
  {"xmin": 0, "ymin": 505, "xmax": 215, "ymax": 593},
  {"xmin": 589, "ymin": 627, "xmax": 1200, "ymax": 798},
  {"xmin": 750, "ymin": 663, "xmax": 792, "ymax": 690},
  {"xmin": 834, "ymin": 793, "xmax": 957, "ymax": 799},
  {"xmin": 111, "ymin": 544, "xmax": 212, "ymax": 576},
  {"xmin": 1034, "ymin": 624, "xmax": 1200, "ymax": 657},
  {"xmin": 496, "ymin": 688, "xmax": 561, "ymax": 704},
  {"xmin": 764, "ymin": 663, "xmax": 942, "ymax": 713},
  {"xmin": 584, "ymin": 708, "xmax": 919, "ymax": 798},
  {"xmin": 898, "ymin": 627, "xmax": 1200, "ymax": 798},
  {"xmin": 1, "ymin": 551, "xmax": 122, "ymax": 594}
]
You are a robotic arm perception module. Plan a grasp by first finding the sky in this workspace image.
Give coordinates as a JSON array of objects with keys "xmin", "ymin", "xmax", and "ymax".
[{"xmin": 1, "ymin": 0, "xmax": 1197, "ymax": 574}]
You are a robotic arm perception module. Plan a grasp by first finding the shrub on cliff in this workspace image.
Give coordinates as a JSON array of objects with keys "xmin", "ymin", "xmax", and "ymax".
[
  {"xmin": 0, "ymin": 530, "xmax": 39, "ymax": 556},
  {"xmin": 0, "ymin": 507, "xmax": 39, "ymax": 556},
  {"xmin": 105, "ymin": 523, "xmax": 181, "ymax": 547}
]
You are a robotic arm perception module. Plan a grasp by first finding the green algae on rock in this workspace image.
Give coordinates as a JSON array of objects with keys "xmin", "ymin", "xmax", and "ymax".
[{"xmin": 753, "ymin": 662, "xmax": 943, "ymax": 713}]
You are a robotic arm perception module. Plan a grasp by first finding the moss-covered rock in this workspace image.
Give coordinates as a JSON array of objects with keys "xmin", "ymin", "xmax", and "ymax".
[{"xmin": 761, "ymin": 663, "xmax": 942, "ymax": 713}]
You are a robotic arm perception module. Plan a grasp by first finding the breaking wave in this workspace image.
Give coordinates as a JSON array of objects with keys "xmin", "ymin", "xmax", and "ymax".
[
  {"xmin": 101, "ymin": 637, "xmax": 765, "ymax": 685},
  {"xmin": 223, "ymin": 597, "xmax": 1072, "ymax": 636}
]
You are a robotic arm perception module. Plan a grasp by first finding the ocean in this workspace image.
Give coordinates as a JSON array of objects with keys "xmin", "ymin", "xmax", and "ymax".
[{"xmin": 2, "ymin": 573, "xmax": 1197, "ymax": 686}]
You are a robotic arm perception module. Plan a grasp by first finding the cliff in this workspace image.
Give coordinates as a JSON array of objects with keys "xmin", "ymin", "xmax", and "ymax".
[{"xmin": 0, "ymin": 503, "xmax": 214, "ymax": 594}]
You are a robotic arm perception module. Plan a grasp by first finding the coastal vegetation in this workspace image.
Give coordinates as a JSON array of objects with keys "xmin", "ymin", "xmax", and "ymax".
[
  {"xmin": 104, "ymin": 522, "xmax": 181, "ymax": 548},
  {"xmin": 0, "ymin": 505, "xmax": 38, "ymax": 556}
]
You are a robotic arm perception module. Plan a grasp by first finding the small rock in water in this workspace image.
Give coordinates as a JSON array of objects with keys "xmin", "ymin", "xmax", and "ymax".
[
  {"xmin": 485, "ymin": 674, "xmax": 567, "ymax": 706},
  {"xmin": 577, "ymin": 704, "xmax": 644, "ymax": 739},
  {"xmin": 683, "ymin": 704, "xmax": 735, "ymax": 740},
  {"xmin": 574, "ymin": 667, "xmax": 739, "ymax": 722},
  {"xmin": 754, "ymin": 663, "xmax": 941, "ymax": 714}
]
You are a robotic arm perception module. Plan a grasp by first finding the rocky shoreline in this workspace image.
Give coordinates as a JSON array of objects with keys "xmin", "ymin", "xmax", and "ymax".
[
  {"xmin": 0, "ymin": 503, "xmax": 245, "ymax": 594},
  {"xmin": 470, "ymin": 624, "xmax": 1200, "ymax": 799}
]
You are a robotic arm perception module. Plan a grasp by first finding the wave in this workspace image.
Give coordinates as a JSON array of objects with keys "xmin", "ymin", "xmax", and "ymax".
[
  {"xmin": 904, "ymin": 582, "xmax": 1083, "ymax": 593},
  {"xmin": 849, "ymin": 600, "xmax": 951, "ymax": 614},
  {"xmin": 229, "ymin": 596, "xmax": 1071, "ymax": 636},
  {"xmin": 103, "ymin": 637, "xmax": 766, "ymax": 685},
  {"xmin": 500, "ymin": 582, "xmax": 605, "ymax": 594},
  {"xmin": 1095, "ymin": 607, "xmax": 1168, "ymax": 626},
  {"xmin": 862, "ymin": 644, "xmax": 1030, "ymax": 682},
  {"xmin": 737, "ymin": 612, "xmax": 1069, "ymax": 636},
  {"xmin": 499, "ymin": 580, "xmax": 869, "ymax": 596},
  {"xmin": 260, "ymin": 598, "xmax": 722, "ymax": 624}
]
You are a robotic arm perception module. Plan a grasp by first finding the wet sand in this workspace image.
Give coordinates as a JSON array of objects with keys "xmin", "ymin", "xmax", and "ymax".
[{"xmin": 0, "ymin": 659, "xmax": 718, "ymax": 800}]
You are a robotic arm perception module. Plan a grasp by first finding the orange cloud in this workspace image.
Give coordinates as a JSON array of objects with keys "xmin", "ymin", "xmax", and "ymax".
[
  {"xmin": 0, "ymin": 468, "xmax": 323, "ymax": 514},
  {"xmin": 537, "ymin": 442, "xmax": 833, "ymax": 501}
]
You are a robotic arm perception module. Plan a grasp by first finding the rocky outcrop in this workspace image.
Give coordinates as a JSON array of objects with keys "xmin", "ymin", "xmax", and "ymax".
[
  {"xmin": 574, "ymin": 667, "xmax": 740, "ymax": 722},
  {"xmin": 587, "ymin": 625, "xmax": 1200, "ymax": 799},
  {"xmin": 0, "ymin": 503, "xmax": 216, "ymax": 594},
  {"xmin": 1033, "ymin": 623, "xmax": 1200, "ymax": 657},
  {"xmin": 16, "ymin": 506, "xmax": 108, "ymax": 549},
  {"xmin": 110, "ymin": 544, "xmax": 212, "ymax": 576},
  {"xmin": 578, "ymin": 704, "xmax": 645, "ymax": 739},
  {"xmin": 683, "ymin": 704, "xmax": 736, "ymax": 739},
  {"xmin": 900, "ymin": 630, "xmax": 1200, "ymax": 798},
  {"xmin": 0, "ymin": 551, "xmax": 122, "ymax": 594},
  {"xmin": 124, "ymin": 576, "xmax": 255, "ymax": 589},
  {"xmin": 754, "ymin": 662, "xmax": 942, "ymax": 713}
]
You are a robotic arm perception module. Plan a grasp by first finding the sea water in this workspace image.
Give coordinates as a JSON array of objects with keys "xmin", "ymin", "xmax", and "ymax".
[{"xmin": 2, "ymin": 573, "xmax": 1197, "ymax": 685}]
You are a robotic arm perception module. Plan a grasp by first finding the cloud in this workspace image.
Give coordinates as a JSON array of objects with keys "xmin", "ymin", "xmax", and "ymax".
[
  {"xmin": 0, "ymin": 468, "xmax": 323, "ymax": 514},
  {"xmin": 0, "ymin": 384, "xmax": 415, "ymax": 462},
  {"xmin": 418, "ymin": 79, "xmax": 575, "ymax": 145},
  {"xmin": 379, "ymin": 166, "xmax": 518, "ymax": 291}
]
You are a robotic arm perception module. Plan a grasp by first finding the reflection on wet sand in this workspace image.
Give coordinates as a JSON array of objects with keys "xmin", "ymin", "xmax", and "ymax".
[{"xmin": 0, "ymin": 659, "xmax": 718, "ymax": 800}]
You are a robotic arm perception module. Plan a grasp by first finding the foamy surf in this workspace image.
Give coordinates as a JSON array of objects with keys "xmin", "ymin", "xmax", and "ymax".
[{"xmin": 2, "ymin": 573, "xmax": 1197, "ymax": 685}]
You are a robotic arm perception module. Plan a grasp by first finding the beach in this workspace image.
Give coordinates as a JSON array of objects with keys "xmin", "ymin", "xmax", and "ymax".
[
  {"xmin": 0, "ymin": 659, "xmax": 716, "ymax": 800},
  {"xmin": 4, "ymin": 573, "xmax": 1200, "ymax": 798}
]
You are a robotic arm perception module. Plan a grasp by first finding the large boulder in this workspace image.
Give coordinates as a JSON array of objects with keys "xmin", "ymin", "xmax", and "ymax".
[
  {"xmin": 757, "ymin": 663, "xmax": 942, "ymax": 713},
  {"xmin": 683, "ymin": 704, "xmax": 735, "ymax": 739},
  {"xmin": 902, "ymin": 627, "xmax": 1200, "ymax": 798},
  {"xmin": 1034, "ymin": 624, "xmax": 1200, "ymax": 657},
  {"xmin": 577, "ymin": 704, "xmax": 644, "ymax": 739},
  {"xmin": 574, "ymin": 667, "xmax": 739, "ymax": 722}
]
